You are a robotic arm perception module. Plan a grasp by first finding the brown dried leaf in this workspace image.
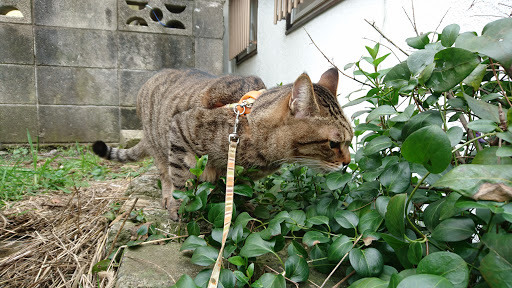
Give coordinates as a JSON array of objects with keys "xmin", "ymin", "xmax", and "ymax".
[
  {"xmin": 363, "ymin": 236, "xmax": 377, "ymax": 246},
  {"xmin": 473, "ymin": 183, "xmax": 512, "ymax": 202}
]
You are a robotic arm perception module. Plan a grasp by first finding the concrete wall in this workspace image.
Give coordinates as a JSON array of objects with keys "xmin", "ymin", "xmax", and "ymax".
[
  {"xmin": 227, "ymin": 0, "xmax": 510, "ymax": 118},
  {"xmin": 0, "ymin": 0, "xmax": 224, "ymax": 144}
]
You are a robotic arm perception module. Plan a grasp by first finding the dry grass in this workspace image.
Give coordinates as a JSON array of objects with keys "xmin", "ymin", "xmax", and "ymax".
[{"xmin": 0, "ymin": 179, "xmax": 130, "ymax": 288}]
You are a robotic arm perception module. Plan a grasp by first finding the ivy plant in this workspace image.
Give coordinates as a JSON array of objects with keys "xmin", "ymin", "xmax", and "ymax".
[{"xmin": 172, "ymin": 18, "xmax": 512, "ymax": 288}]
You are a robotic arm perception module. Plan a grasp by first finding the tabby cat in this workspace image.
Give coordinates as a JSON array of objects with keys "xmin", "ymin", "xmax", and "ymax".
[{"xmin": 93, "ymin": 68, "xmax": 353, "ymax": 220}]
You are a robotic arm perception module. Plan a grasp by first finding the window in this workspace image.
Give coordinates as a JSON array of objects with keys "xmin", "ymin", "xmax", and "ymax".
[
  {"xmin": 274, "ymin": 0, "xmax": 341, "ymax": 34},
  {"xmin": 229, "ymin": 0, "xmax": 258, "ymax": 63}
]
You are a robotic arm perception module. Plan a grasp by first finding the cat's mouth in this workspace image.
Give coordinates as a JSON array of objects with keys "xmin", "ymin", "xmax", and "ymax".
[{"xmin": 287, "ymin": 158, "xmax": 346, "ymax": 173}]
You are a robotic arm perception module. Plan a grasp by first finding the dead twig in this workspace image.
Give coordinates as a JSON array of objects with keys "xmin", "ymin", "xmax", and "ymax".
[
  {"xmin": 264, "ymin": 265, "xmax": 299, "ymax": 288},
  {"xmin": 364, "ymin": 19, "xmax": 409, "ymax": 57},
  {"xmin": 106, "ymin": 197, "xmax": 139, "ymax": 257},
  {"xmin": 304, "ymin": 29, "xmax": 372, "ymax": 87},
  {"xmin": 320, "ymin": 234, "xmax": 363, "ymax": 288}
]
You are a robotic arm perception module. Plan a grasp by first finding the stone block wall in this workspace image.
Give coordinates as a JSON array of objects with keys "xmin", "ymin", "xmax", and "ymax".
[{"xmin": 0, "ymin": 0, "xmax": 224, "ymax": 144}]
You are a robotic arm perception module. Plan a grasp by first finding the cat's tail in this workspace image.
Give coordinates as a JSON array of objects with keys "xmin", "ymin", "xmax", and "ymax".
[{"xmin": 92, "ymin": 140, "xmax": 149, "ymax": 163}]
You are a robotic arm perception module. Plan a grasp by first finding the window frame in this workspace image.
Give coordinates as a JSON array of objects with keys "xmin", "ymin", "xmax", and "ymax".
[
  {"xmin": 233, "ymin": 0, "xmax": 258, "ymax": 64},
  {"xmin": 285, "ymin": 0, "xmax": 342, "ymax": 35}
]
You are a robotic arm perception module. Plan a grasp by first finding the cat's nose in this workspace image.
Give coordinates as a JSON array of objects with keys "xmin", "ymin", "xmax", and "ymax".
[{"xmin": 342, "ymin": 154, "xmax": 351, "ymax": 166}]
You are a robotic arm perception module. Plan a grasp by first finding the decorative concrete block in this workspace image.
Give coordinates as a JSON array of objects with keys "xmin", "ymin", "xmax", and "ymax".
[
  {"xmin": 121, "ymin": 107, "xmax": 142, "ymax": 130},
  {"xmin": 119, "ymin": 70, "xmax": 157, "ymax": 106},
  {"xmin": 118, "ymin": 0, "xmax": 192, "ymax": 36},
  {"xmin": 39, "ymin": 106, "xmax": 119, "ymax": 143},
  {"xmin": 37, "ymin": 66, "xmax": 118, "ymax": 106},
  {"xmin": 0, "ymin": 64, "xmax": 35, "ymax": 104},
  {"xmin": 0, "ymin": 23, "xmax": 33, "ymax": 64},
  {"xmin": 34, "ymin": 0, "xmax": 116, "ymax": 30},
  {"xmin": 118, "ymin": 32, "xmax": 194, "ymax": 70},
  {"xmin": 0, "ymin": 105, "xmax": 37, "ymax": 143},
  {"xmin": 0, "ymin": 0, "xmax": 32, "ymax": 24},
  {"xmin": 195, "ymin": 37, "xmax": 223, "ymax": 75},
  {"xmin": 193, "ymin": 0, "xmax": 224, "ymax": 39},
  {"xmin": 35, "ymin": 27, "xmax": 117, "ymax": 68}
]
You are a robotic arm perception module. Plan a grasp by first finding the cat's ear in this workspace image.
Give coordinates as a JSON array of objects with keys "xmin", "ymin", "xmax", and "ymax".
[
  {"xmin": 289, "ymin": 73, "xmax": 319, "ymax": 118},
  {"xmin": 318, "ymin": 67, "xmax": 339, "ymax": 96}
]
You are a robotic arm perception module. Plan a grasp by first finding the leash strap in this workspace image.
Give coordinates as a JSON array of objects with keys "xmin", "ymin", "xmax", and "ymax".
[
  {"xmin": 208, "ymin": 90, "xmax": 263, "ymax": 287},
  {"xmin": 208, "ymin": 140, "xmax": 237, "ymax": 288}
]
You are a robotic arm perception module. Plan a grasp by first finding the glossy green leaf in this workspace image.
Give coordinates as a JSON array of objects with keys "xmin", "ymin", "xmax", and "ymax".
[
  {"xmin": 479, "ymin": 252, "xmax": 512, "ymax": 288},
  {"xmin": 91, "ymin": 259, "xmax": 110, "ymax": 273},
  {"xmin": 408, "ymin": 49, "xmax": 437, "ymax": 75},
  {"xmin": 397, "ymin": 274, "xmax": 454, "ymax": 288},
  {"xmin": 464, "ymin": 93, "xmax": 506, "ymax": 123},
  {"xmin": 406, "ymin": 33, "xmax": 431, "ymax": 49},
  {"xmin": 239, "ymin": 233, "xmax": 275, "ymax": 258},
  {"xmin": 302, "ymin": 231, "xmax": 330, "ymax": 247},
  {"xmin": 482, "ymin": 233, "xmax": 512, "ymax": 263},
  {"xmin": 380, "ymin": 162, "xmax": 411, "ymax": 194},
  {"xmin": 181, "ymin": 236, "xmax": 207, "ymax": 252},
  {"xmin": 463, "ymin": 63, "xmax": 487, "ymax": 91},
  {"xmin": 417, "ymin": 252, "xmax": 469, "ymax": 288},
  {"xmin": 447, "ymin": 126, "xmax": 464, "ymax": 147},
  {"xmin": 234, "ymin": 212, "xmax": 255, "ymax": 228},
  {"xmin": 473, "ymin": 147, "xmax": 512, "ymax": 165},
  {"xmin": 467, "ymin": 119, "xmax": 498, "ymax": 133},
  {"xmin": 439, "ymin": 193, "xmax": 462, "ymax": 220},
  {"xmin": 498, "ymin": 131, "xmax": 512, "ymax": 144},
  {"xmin": 390, "ymin": 104, "xmax": 415, "ymax": 122},
  {"xmin": 401, "ymin": 111, "xmax": 444, "ymax": 140},
  {"xmin": 381, "ymin": 234, "xmax": 413, "ymax": 269},
  {"xmin": 358, "ymin": 153, "xmax": 383, "ymax": 170},
  {"xmin": 288, "ymin": 240, "xmax": 308, "ymax": 259},
  {"xmin": 234, "ymin": 184, "xmax": 253, "ymax": 197},
  {"xmin": 496, "ymin": 146, "xmax": 512, "ymax": 157},
  {"xmin": 187, "ymin": 221, "xmax": 200, "ymax": 236},
  {"xmin": 325, "ymin": 172, "xmax": 351, "ymax": 190},
  {"xmin": 375, "ymin": 196, "xmax": 390, "ymax": 218},
  {"xmin": 431, "ymin": 218, "xmax": 475, "ymax": 242},
  {"xmin": 328, "ymin": 235, "xmax": 353, "ymax": 262},
  {"xmin": 349, "ymin": 248, "xmax": 384, "ymax": 277},
  {"xmin": 285, "ymin": 254, "xmax": 309, "ymax": 283},
  {"xmin": 366, "ymin": 105, "xmax": 397, "ymax": 123},
  {"xmin": 306, "ymin": 215, "xmax": 330, "ymax": 226},
  {"xmin": 364, "ymin": 136, "xmax": 393, "ymax": 156},
  {"xmin": 254, "ymin": 273, "xmax": 286, "ymax": 288},
  {"xmin": 334, "ymin": 210, "xmax": 359, "ymax": 229},
  {"xmin": 402, "ymin": 125, "xmax": 451, "ymax": 173},
  {"xmin": 191, "ymin": 246, "xmax": 219, "ymax": 266},
  {"xmin": 385, "ymin": 194, "xmax": 407, "ymax": 238},
  {"xmin": 358, "ymin": 209, "xmax": 383, "ymax": 234},
  {"xmin": 384, "ymin": 62, "xmax": 411, "ymax": 87},
  {"xmin": 310, "ymin": 244, "xmax": 334, "ymax": 273},
  {"xmin": 407, "ymin": 242, "xmax": 423, "ymax": 265},
  {"xmin": 434, "ymin": 165, "xmax": 512, "ymax": 198},
  {"xmin": 208, "ymin": 203, "xmax": 225, "ymax": 228},
  {"xmin": 423, "ymin": 198, "xmax": 445, "ymax": 231},
  {"xmin": 349, "ymin": 277, "xmax": 388, "ymax": 288},
  {"xmin": 172, "ymin": 274, "xmax": 200, "ymax": 288},
  {"xmin": 426, "ymin": 48, "xmax": 481, "ymax": 92},
  {"xmin": 456, "ymin": 18, "xmax": 512, "ymax": 69},
  {"xmin": 441, "ymin": 24, "xmax": 460, "ymax": 47}
]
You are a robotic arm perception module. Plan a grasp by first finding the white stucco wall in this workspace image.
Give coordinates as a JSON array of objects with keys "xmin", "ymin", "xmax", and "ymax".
[{"xmin": 225, "ymin": 0, "xmax": 512, "ymax": 117}]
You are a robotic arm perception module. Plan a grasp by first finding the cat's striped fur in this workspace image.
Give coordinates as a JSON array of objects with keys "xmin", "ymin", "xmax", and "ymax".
[{"xmin": 93, "ymin": 68, "xmax": 353, "ymax": 220}]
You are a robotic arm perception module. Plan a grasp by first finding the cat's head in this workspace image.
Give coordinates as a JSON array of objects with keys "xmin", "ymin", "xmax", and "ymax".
[{"xmin": 249, "ymin": 68, "xmax": 354, "ymax": 172}]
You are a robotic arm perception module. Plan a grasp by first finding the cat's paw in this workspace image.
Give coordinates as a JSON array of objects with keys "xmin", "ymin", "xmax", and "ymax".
[{"xmin": 167, "ymin": 199, "xmax": 182, "ymax": 221}]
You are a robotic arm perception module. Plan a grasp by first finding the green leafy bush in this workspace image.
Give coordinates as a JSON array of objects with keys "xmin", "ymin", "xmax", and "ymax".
[{"xmin": 174, "ymin": 18, "xmax": 512, "ymax": 288}]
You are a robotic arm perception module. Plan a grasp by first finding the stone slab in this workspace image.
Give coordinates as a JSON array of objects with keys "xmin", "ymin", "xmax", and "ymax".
[
  {"xmin": 0, "ymin": 0, "xmax": 32, "ymax": 24},
  {"xmin": 0, "ymin": 64, "xmax": 36, "ymax": 104},
  {"xmin": 115, "ymin": 241, "xmax": 203, "ymax": 288},
  {"xmin": 35, "ymin": 27, "xmax": 117, "ymax": 68},
  {"xmin": 34, "ymin": 0, "xmax": 117, "ymax": 30},
  {"xmin": 120, "ymin": 129, "xmax": 143, "ymax": 148},
  {"xmin": 119, "ymin": 70, "xmax": 157, "ymax": 106},
  {"xmin": 118, "ymin": 32, "xmax": 194, "ymax": 70},
  {"xmin": 0, "ymin": 23, "xmax": 34, "ymax": 64},
  {"xmin": 0, "ymin": 105, "xmax": 37, "ymax": 143},
  {"xmin": 120, "ymin": 107, "xmax": 142, "ymax": 130},
  {"xmin": 193, "ymin": 0, "xmax": 224, "ymax": 39},
  {"xmin": 39, "ymin": 105, "xmax": 119, "ymax": 143},
  {"xmin": 195, "ymin": 37, "xmax": 223, "ymax": 75},
  {"xmin": 37, "ymin": 66, "xmax": 118, "ymax": 106},
  {"xmin": 118, "ymin": 0, "xmax": 192, "ymax": 36}
]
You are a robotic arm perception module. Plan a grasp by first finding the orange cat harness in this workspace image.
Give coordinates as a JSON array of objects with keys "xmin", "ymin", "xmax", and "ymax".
[{"xmin": 223, "ymin": 89, "xmax": 265, "ymax": 115}]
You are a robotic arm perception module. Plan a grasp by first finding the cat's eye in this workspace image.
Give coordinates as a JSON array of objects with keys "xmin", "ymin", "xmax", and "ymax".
[{"xmin": 329, "ymin": 141, "xmax": 340, "ymax": 149}]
